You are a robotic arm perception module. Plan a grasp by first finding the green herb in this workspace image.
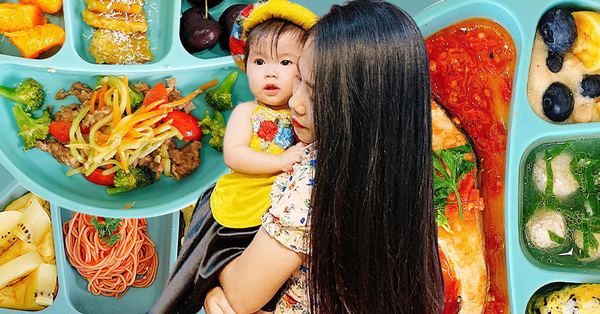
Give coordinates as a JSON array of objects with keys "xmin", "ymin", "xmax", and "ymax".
[
  {"xmin": 90, "ymin": 217, "xmax": 122, "ymax": 246},
  {"xmin": 547, "ymin": 230, "xmax": 564, "ymax": 244},
  {"xmin": 433, "ymin": 144, "xmax": 475, "ymax": 224}
]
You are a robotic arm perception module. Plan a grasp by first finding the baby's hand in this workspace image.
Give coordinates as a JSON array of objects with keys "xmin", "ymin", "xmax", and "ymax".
[{"xmin": 279, "ymin": 143, "xmax": 305, "ymax": 172}]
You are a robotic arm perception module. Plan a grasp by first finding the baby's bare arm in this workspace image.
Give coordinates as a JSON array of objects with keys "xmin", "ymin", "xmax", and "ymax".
[{"xmin": 223, "ymin": 101, "xmax": 295, "ymax": 175}]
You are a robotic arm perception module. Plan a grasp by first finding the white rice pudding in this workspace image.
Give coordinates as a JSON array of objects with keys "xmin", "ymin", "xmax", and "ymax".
[
  {"xmin": 526, "ymin": 207, "xmax": 567, "ymax": 249},
  {"xmin": 532, "ymin": 151, "xmax": 579, "ymax": 199},
  {"xmin": 527, "ymin": 33, "xmax": 600, "ymax": 123}
]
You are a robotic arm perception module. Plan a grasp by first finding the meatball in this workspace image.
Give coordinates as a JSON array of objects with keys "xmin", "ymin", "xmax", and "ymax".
[
  {"xmin": 526, "ymin": 207, "xmax": 567, "ymax": 249},
  {"xmin": 533, "ymin": 151, "xmax": 579, "ymax": 199}
]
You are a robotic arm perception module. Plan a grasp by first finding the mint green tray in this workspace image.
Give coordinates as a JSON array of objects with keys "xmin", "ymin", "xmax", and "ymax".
[{"xmin": 413, "ymin": 0, "xmax": 600, "ymax": 312}]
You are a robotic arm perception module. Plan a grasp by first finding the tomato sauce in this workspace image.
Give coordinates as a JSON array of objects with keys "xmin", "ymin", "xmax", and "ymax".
[
  {"xmin": 426, "ymin": 18, "xmax": 516, "ymax": 313},
  {"xmin": 439, "ymin": 249, "xmax": 460, "ymax": 314}
]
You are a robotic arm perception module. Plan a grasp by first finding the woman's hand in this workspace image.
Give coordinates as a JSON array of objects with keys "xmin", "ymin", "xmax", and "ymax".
[{"xmin": 204, "ymin": 286, "xmax": 238, "ymax": 314}]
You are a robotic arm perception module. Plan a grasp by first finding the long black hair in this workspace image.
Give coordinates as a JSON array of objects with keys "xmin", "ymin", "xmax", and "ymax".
[{"xmin": 308, "ymin": 1, "xmax": 444, "ymax": 313}]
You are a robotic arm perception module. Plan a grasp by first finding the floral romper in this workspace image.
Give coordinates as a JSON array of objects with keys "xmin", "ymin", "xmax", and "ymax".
[
  {"xmin": 211, "ymin": 103, "xmax": 294, "ymax": 228},
  {"xmin": 262, "ymin": 143, "xmax": 316, "ymax": 314}
]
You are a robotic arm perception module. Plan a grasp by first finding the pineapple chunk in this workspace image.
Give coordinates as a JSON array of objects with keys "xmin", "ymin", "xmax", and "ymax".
[
  {"xmin": 4, "ymin": 192, "xmax": 48, "ymax": 215},
  {"xmin": 82, "ymin": 9, "xmax": 147, "ymax": 34},
  {"xmin": 85, "ymin": 0, "xmax": 144, "ymax": 14}
]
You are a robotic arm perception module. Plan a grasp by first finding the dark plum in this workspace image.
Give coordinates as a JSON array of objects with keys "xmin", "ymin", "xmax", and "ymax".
[
  {"xmin": 546, "ymin": 50, "xmax": 563, "ymax": 73},
  {"xmin": 538, "ymin": 8, "xmax": 577, "ymax": 53},
  {"xmin": 542, "ymin": 82, "xmax": 574, "ymax": 122},
  {"xmin": 188, "ymin": 0, "xmax": 225, "ymax": 9},
  {"xmin": 219, "ymin": 4, "xmax": 249, "ymax": 52},
  {"xmin": 181, "ymin": 7, "xmax": 221, "ymax": 53},
  {"xmin": 580, "ymin": 75, "xmax": 600, "ymax": 98}
]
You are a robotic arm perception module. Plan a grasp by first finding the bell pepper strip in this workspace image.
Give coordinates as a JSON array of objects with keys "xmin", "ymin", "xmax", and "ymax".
[
  {"xmin": 142, "ymin": 82, "xmax": 168, "ymax": 108},
  {"xmin": 49, "ymin": 121, "xmax": 90, "ymax": 142},
  {"xmin": 122, "ymin": 76, "xmax": 131, "ymax": 115},
  {"xmin": 161, "ymin": 111, "xmax": 202, "ymax": 141},
  {"xmin": 83, "ymin": 168, "xmax": 115, "ymax": 186},
  {"xmin": 89, "ymin": 88, "xmax": 99, "ymax": 114}
]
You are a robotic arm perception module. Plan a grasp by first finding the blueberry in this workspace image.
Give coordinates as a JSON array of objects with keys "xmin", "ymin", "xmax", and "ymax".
[
  {"xmin": 542, "ymin": 82, "xmax": 574, "ymax": 122},
  {"xmin": 538, "ymin": 8, "xmax": 578, "ymax": 53},
  {"xmin": 546, "ymin": 50, "xmax": 563, "ymax": 73},
  {"xmin": 580, "ymin": 75, "xmax": 600, "ymax": 98}
]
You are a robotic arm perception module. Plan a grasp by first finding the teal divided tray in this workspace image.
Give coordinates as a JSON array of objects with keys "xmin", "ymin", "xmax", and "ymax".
[
  {"xmin": 0, "ymin": 181, "xmax": 179, "ymax": 314},
  {"xmin": 413, "ymin": 0, "xmax": 600, "ymax": 312}
]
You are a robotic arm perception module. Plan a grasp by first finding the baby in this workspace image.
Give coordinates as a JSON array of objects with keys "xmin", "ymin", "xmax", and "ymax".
[{"xmin": 147, "ymin": 1, "xmax": 318, "ymax": 313}]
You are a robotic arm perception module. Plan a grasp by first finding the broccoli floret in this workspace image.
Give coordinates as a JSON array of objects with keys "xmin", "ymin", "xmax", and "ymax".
[
  {"xmin": 128, "ymin": 85, "xmax": 144, "ymax": 111},
  {"xmin": 199, "ymin": 110, "xmax": 225, "ymax": 152},
  {"xmin": 105, "ymin": 166, "xmax": 154, "ymax": 194},
  {"xmin": 205, "ymin": 71, "xmax": 238, "ymax": 112},
  {"xmin": 12, "ymin": 104, "xmax": 51, "ymax": 150},
  {"xmin": 0, "ymin": 78, "xmax": 44, "ymax": 112}
]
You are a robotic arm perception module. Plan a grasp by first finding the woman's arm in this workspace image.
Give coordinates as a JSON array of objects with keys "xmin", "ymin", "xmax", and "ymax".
[
  {"xmin": 219, "ymin": 228, "xmax": 304, "ymax": 314},
  {"xmin": 223, "ymin": 101, "xmax": 302, "ymax": 175}
]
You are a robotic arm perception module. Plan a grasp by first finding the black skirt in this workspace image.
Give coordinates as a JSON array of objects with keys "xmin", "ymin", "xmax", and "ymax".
[{"xmin": 148, "ymin": 185, "xmax": 282, "ymax": 314}]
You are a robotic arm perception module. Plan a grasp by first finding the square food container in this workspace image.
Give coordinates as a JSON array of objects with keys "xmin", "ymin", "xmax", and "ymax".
[
  {"xmin": 0, "ymin": 181, "xmax": 180, "ymax": 314},
  {"xmin": 413, "ymin": 0, "xmax": 600, "ymax": 312}
]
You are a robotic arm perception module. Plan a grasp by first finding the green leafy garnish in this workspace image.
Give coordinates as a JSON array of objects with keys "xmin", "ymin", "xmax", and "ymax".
[
  {"xmin": 433, "ymin": 144, "xmax": 475, "ymax": 225},
  {"xmin": 548, "ymin": 230, "xmax": 564, "ymax": 244},
  {"xmin": 90, "ymin": 217, "xmax": 122, "ymax": 246}
]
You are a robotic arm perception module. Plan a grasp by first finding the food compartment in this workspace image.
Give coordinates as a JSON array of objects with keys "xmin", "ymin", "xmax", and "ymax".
[
  {"xmin": 0, "ymin": 63, "xmax": 253, "ymax": 218},
  {"xmin": 526, "ymin": 282, "xmax": 600, "ymax": 313},
  {"xmin": 526, "ymin": 2, "xmax": 600, "ymax": 124},
  {"xmin": 55, "ymin": 206, "xmax": 179, "ymax": 314},
  {"xmin": 180, "ymin": 0, "xmax": 254, "ymax": 60},
  {"xmin": 69, "ymin": 0, "xmax": 176, "ymax": 64},
  {"xmin": 519, "ymin": 135, "xmax": 600, "ymax": 272},
  {"xmin": 0, "ymin": 0, "xmax": 66, "ymax": 60},
  {"xmin": 0, "ymin": 182, "xmax": 60, "ymax": 312}
]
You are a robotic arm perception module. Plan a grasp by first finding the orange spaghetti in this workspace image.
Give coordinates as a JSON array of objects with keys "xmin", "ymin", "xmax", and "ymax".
[{"xmin": 63, "ymin": 212, "xmax": 159, "ymax": 298}]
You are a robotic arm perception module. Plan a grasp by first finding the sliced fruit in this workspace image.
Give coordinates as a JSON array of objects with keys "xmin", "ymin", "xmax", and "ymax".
[
  {"xmin": 12, "ymin": 200, "xmax": 51, "ymax": 246},
  {"xmin": 19, "ymin": 0, "xmax": 62, "ymax": 14},
  {"xmin": 0, "ymin": 240, "xmax": 36, "ymax": 267},
  {"xmin": 23, "ymin": 263, "xmax": 56, "ymax": 308},
  {"xmin": 572, "ymin": 11, "xmax": 600, "ymax": 72},
  {"xmin": 4, "ymin": 24, "xmax": 66, "ymax": 59},
  {"xmin": 37, "ymin": 230, "xmax": 55, "ymax": 263},
  {"xmin": 0, "ymin": 251, "xmax": 42, "ymax": 289},
  {"xmin": 0, "ymin": 211, "xmax": 23, "ymax": 254},
  {"xmin": 4, "ymin": 192, "xmax": 50, "ymax": 218},
  {"xmin": 0, "ymin": 3, "xmax": 47, "ymax": 33}
]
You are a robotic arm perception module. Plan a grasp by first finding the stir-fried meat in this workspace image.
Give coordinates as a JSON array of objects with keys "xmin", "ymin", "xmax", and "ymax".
[
  {"xmin": 137, "ymin": 149, "xmax": 163, "ymax": 180},
  {"xmin": 36, "ymin": 140, "xmax": 82, "ymax": 168},
  {"xmin": 169, "ymin": 141, "xmax": 202, "ymax": 180},
  {"xmin": 81, "ymin": 105, "xmax": 112, "ymax": 130},
  {"xmin": 55, "ymin": 82, "xmax": 93, "ymax": 104},
  {"xmin": 134, "ymin": 82, "xmax": 151, "ymax": 96},
  {"xmin": 54, "ymin": 103, "xmax": 81, "ymax": 123},
  {"xmin": 166, "ymin": 78, "xmax": 180, "ymax": 102}
]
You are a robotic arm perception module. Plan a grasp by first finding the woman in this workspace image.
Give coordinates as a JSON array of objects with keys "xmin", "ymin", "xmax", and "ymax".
[{"xmin": 206, "ymin": 1, "xmax": 444, "ymax": 313}]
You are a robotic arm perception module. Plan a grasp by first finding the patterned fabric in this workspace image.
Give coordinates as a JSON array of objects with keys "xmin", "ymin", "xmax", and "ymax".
[
  {"xmin": 211, "ymin": 104, "xmax": 294, "ymax": 229},
  {"xmin": 229, "ymin": 0, "xmax": 318, "ymax": 72},
  {"xmin": 262, "ymin": 144, "xmax": 316, "ymax": 314}
]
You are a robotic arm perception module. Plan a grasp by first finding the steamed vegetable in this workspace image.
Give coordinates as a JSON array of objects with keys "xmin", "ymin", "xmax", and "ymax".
[
  {"xmin": 12, "ymin": 105, "xmax": 51, "ymax": 150},
  {"xmin": 205, "ymin": 71, "xmax": 238, "ymax": 111},
  {"xmin": 0, "ymin": 78, "xmax": 44, "ymax": 112},
  {"xmin": 128, "ymin": 86, "xmax": 144, "ymax": 111},
  {"xmin": 106, "ymin": 166, "xmax": 154, "ymax": 195},
  {"xmin": 199, "ymin": 110, "xmax": 225, "ymax": 152}
]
